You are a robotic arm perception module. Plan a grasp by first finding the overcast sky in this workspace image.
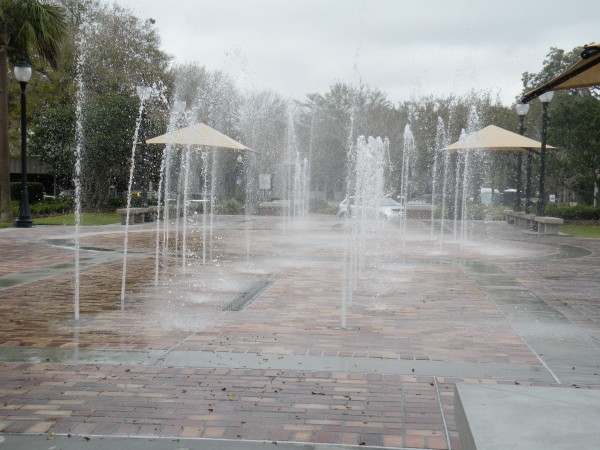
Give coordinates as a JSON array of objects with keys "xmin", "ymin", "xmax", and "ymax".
[{"xmin": 111, "ymin": 0, "xmax": 598, "ymax": 106}]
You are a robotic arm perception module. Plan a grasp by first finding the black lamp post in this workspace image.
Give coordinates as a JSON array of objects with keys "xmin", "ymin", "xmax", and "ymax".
[
  {"xmin": 14, "ymin": 61, "xmax": 33, "ymax": 228},
  {"xmin": 515, "ymin": 102, "xmax": 530, "ymax": 212},
  {"xmin": 536, "ymin": 91, "xmax": 554, "ymax": 216},
  {"xmin": 136, "ymin": 85, "xmax": 152, "ymax": 221},
  {"xmin": 595, "ymin": 168, "xmax": 600, "ymax": 207},
  {"xmin": 524, "ymin": 141, "xmax": 533, "ymax": 214}
]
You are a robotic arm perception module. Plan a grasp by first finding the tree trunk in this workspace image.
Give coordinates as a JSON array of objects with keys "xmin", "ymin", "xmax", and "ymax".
[{"xmin": 0, "ymin": 49, "xmax": 14, "ymax": 221}]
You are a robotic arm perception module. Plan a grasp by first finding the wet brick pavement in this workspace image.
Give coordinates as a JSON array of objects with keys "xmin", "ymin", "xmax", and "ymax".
[{"xmin": 1, "ymin": 215, "xmax": 599, "ymax": 449}]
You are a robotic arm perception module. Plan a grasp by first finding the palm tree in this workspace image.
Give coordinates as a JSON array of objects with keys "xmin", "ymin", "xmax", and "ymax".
[{"xmin": 0, "ymin": 0, "xmax": 67, "ymax": 221}]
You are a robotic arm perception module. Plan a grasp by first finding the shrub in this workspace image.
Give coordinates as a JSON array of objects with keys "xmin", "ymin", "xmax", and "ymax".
[
  {"xmin": 29, "ymin": 197, "xmax": 74, "ymax": 217},
  {"xmin": 188, "ymin": 202, "xmax": 205, "ymax": 214},
  {"xmin": 84, "ymin": 195, "xmax": 126, "ymax": 211},
  {"xmin": 544, "ymin": 203, "xmax": 600, "ymax": 220},
  {"xmin": 309, "ymin": 197, "xmax": 328, "ymax": 213},
  {"xmin": 309, "ymin": 197, "xmax": 339, "ymax": 214},
  {"xmin": 466, "ymin": 204, "xmax": 506, "ymax": 221},
  {"xmin": 323, "ymin": 204, "xmax": 339, "ymax": 215},
  {"xmin": 214, "ymin": 198, "xmax": 243, "ymax": 215},
  {"xmin": 105, "ymin": 196, "xmax": 127, "ymax": 210}
]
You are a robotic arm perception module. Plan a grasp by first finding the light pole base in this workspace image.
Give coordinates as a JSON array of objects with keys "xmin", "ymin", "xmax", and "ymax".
[{"xmin": 14, "ymin": 218, "xmax": 33, "ymax": 228}]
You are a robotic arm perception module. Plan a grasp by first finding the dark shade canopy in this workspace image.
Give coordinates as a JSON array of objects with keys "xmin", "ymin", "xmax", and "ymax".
[{"xmin": 521, "ymin": 42, "xmax": 600, "ymax": 103}]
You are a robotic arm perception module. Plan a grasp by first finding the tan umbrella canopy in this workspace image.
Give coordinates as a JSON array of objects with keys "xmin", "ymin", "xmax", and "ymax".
[
  {"xmin": 146, "ymin": 122, "xmax": 257, "ymax": 152},
  {"xmin": 441, "ymin": 125, "xmax": 555, "ymax": 153},
  {"xmin": 521, "ymin": 42, "xmax": 600, "ymax": 103}
]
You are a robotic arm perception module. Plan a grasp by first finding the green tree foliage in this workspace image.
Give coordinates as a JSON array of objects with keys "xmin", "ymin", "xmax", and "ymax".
[
  {"xmin": 521, "ymin": 47, "xmax": 581, "ymax": 93},
  {"xmin": 29, "ymin": 0, "xmax": 172, "ymax": 203},
  {"xmin": 0, "ymin": 0, "xmax": 67, "ymax": 220},
  {"xmin": 521, "ymin": 45, "xmax": 600, "ymax": 205},
  {"xmin": 239, "ymin": 89, "xmax": 287, "ymax": 178},
  {"xmin": 391, "ymin": 92, "xmax": 514, "ymax": 199},
  {"xmin": 298, "ymin": 83, "xmax": 400, "ymax": 200},
  {"xmin": 171, "ymin": 64, "xmax": 242, "ymax": 130},
  {"xmin": 547, "ymin": 95, "xmax": 600, "ymax": 204},
  {"xmin": 30, "ymin": 104, "xmax": 75, "ymax": 187},
  {"xmin": 163, "ymin": 64, "xmax": 244, "ymax": 202},
  {"xmin": 80, "ymin": 94, "xmax": 137, "ymax": 205},
  {"xmin": 81, "ymin": 2, "xmax": 170, "ymax": 96},
  {"xmin": 301, "ymin": 83, "xmax": 358, "ymax": 200},
  {"xmin": 8, "ymin": 2, "xmax": 595, "ymax": 215}
]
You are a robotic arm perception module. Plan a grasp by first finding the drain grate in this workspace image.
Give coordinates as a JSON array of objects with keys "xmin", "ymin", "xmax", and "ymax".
[{"xmin": 221, "ymin": 280, "xmax": 274, "ymax": 311}]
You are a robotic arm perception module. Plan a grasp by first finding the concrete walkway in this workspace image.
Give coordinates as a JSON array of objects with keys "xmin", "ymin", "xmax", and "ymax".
[{"xmin": 0, "ymin": 215, "xmax": 599, "ymax": 449}]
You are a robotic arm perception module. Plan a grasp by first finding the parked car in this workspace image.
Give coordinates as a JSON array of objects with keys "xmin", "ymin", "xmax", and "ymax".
[
  {"xmin": 338, "ymin": 196, "xmax": 405, "ymax": 219},
  {"xmin": 58, "ymin": 189, "xmax": 75, "ymax": 198}
]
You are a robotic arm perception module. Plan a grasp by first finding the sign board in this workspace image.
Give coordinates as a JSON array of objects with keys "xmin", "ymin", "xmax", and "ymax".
[
  {"xmin": 549, "ymin": 194, "xmax": 556, "ymax": 203},
  {"xmin": 259, "ymin": 174, "xmax": 271, "ymax": 190}
]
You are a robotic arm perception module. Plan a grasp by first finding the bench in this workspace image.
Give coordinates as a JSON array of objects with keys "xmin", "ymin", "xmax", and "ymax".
[
  {"xmin": 523, "ymin": 214, "xmax": 536, "ymax": 229},
  {"xmin": 534, "ymin": 216, "xmax": 564, "ymax": 235},
  {"xmin": 504, "ymin": 210, "xmax": 538, "ymax": 230},
  {"xmin": 116, "ymin": 206, "xmax": 158, "ymax": 225},
  {"xmin": 513, "ymin": 211, "xmax": 526, "ymax": 227},
  {"xmin": 504, "ymin": 210, "xmax": 526, "ymax": 226}
]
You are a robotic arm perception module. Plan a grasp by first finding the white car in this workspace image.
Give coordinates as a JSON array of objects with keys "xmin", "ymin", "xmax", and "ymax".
[{"xmin": 338, "ymin": 196, "xmax": 405, "ymax": 219}]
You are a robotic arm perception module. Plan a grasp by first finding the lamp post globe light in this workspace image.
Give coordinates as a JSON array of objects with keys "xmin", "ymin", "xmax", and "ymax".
[
  {"xmin": 537, "ymin": 91, "xmax": 554, "ymax": 217},
  {"xmin": 236, "ymin": 154, "xmax": 244, "ymax": 187},
  {"xmin": 136, "ymin": 85, "xmax": 152, "ymax": 103},
  {"xmin": 515, "ymin": 102, "xmax": 530, "ymax": 212},
  {"xmin": 14, "ymin": 61, "xmax": 33, "ymax": 228}
]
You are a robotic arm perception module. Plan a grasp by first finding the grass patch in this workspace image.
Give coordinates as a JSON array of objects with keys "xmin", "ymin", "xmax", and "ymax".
[
  {"xmin": 560, "ymin": 224, "xmax": 600, "ymax": 238},
  {"xmin": 33, "ymin": 213, "xmax": 121, "ymax": 226}
]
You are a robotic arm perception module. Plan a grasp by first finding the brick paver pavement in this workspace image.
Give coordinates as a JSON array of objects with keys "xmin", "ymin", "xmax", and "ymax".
[{"xmin": 1, "ymin": 215, "xmax": 599, "ymax": 449}]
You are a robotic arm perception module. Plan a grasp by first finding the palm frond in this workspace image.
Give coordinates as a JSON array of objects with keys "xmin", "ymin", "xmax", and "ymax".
[{"xmin": 4, "ymin": 0, "xmax": 67, "ymax": 68}]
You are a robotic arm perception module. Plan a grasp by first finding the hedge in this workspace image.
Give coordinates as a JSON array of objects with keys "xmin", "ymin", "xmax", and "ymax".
[
  {"xmin": 544, "ymin": 203, "xmax": 600, "ymax": 221},
  {"xmin": 466, "ymin": 204, "xmax": 507, "ymax": 221},
  {"xmin": 214, "ymin": 198, "xmax": 243, "ymax": 215},
  {"xmin": 29, "ymin": 197, "xmax": 74, "ymax": 217}
]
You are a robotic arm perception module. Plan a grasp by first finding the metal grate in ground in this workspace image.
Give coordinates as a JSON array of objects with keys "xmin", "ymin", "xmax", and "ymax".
[{"xmin": 221, "ymin": 280, "xmax": 274, "ymax": 311}]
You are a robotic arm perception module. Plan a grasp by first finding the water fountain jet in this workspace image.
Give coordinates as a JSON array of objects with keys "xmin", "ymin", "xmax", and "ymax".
[{"xmin": 120, "ymin": 84, "xmax": 154, "ymax": 309}]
